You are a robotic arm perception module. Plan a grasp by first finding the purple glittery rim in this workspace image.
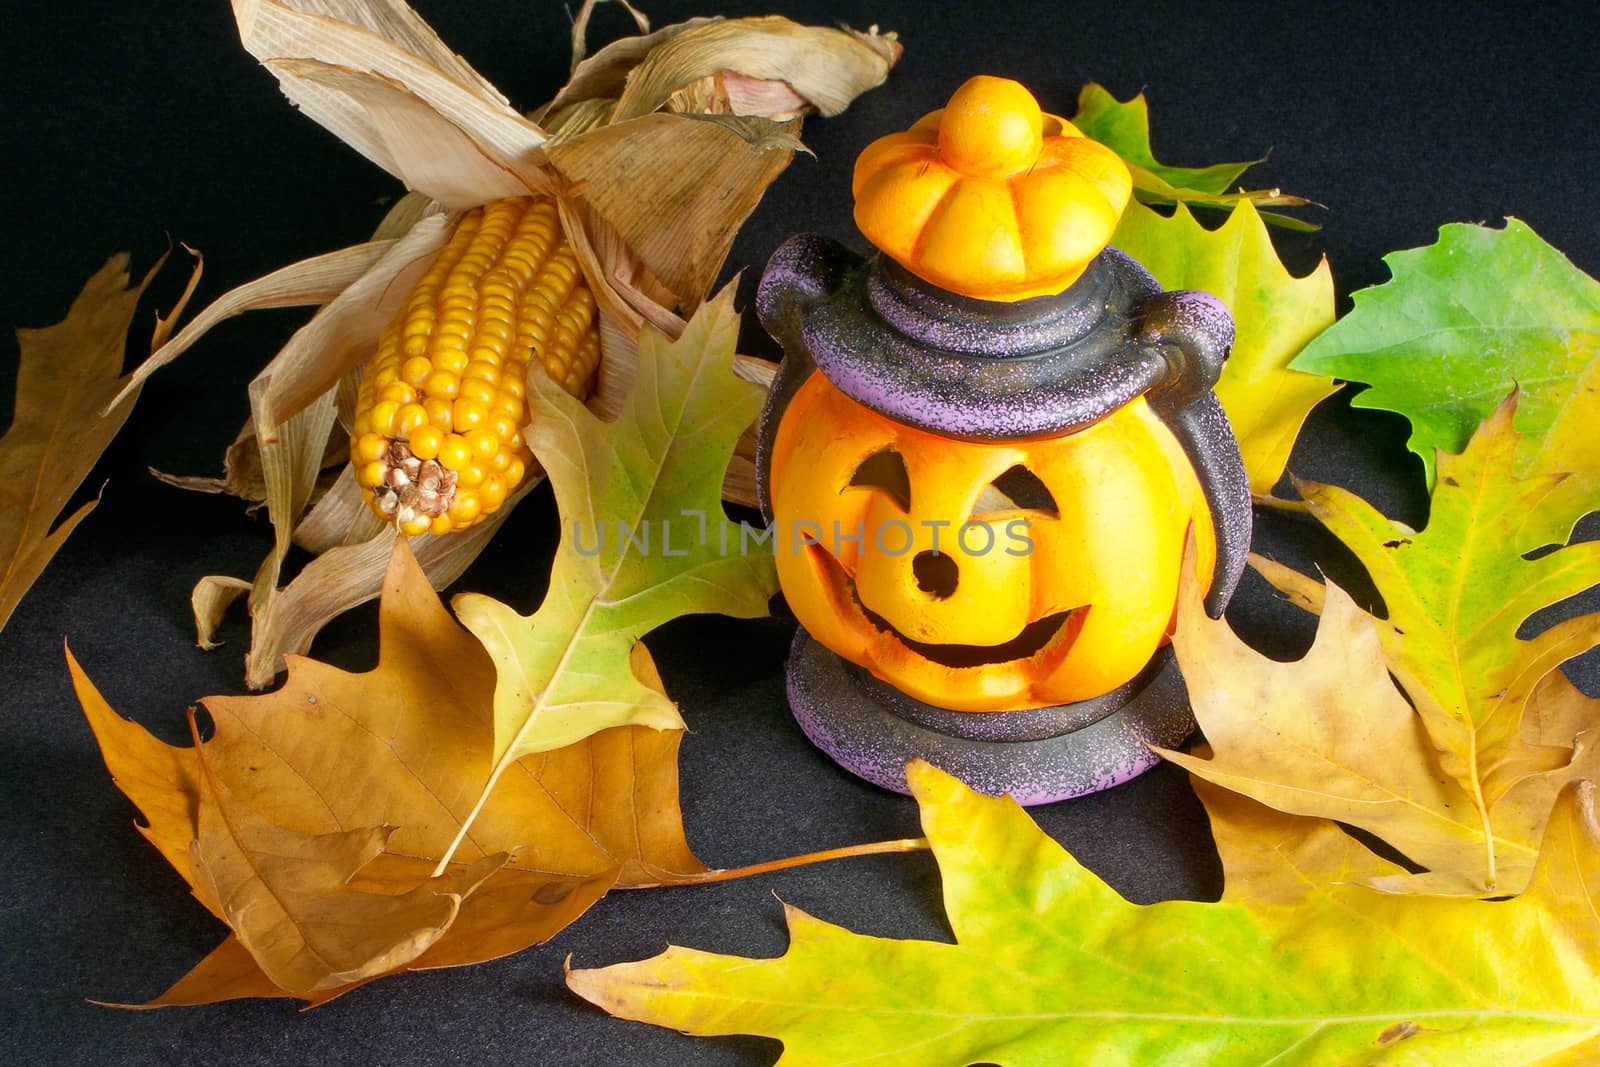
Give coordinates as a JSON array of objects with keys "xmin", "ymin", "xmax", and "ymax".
[
  {"xmin": 757, "ymin": 235, "xmax": 1175, "ymax": 442},
  {"xmin": 786, "ymin": 631, "xmax": 1195, "ymax": 805}
]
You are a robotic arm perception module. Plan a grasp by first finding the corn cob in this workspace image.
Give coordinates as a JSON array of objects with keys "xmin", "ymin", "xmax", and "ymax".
[{"xmin": 351, "ymin": 197, "xmax": 602, "ymax": 536}]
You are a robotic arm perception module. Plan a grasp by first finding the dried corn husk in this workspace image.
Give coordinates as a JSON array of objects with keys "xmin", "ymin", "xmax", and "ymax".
[
  {"xmin": 108, "ymin": 241, "xmax": 393, "ymax": 412},
  {"xmin": 145, "ymin": 194, "xmax": 432, "ymax": 505},
  {"xmin": 123, "ymin": 0, "xmax": 899, "ymax": 686},
  {"xmin": 541, "ymin": 13, "xmax": 900, "ymax": 126},
  {"xmin": 568, "ymin": 0, "xmax": 651, "ymax": 73},
  {"xmin": 241, "ymin": 484, "xmax": 531, "ymax": 686},
  {"xmin": 250, "ymin": 212, "xmax": 455, "ymax": 440},
  {"xmin": 233, "ymin": 0, "xmax": 555, "ymax": 205},
  {"xmin": 193, "ymin": 576, "xmax": 252, "ymax": 650},
  {"xmin": 293, "ymin": 468, "xmax": 386, "ymax": 555},
  {"xmin": 732, "ymin": 353, "xmax": 778, "ymax": 390},
  {"xmin": 150, "ymin": 417, "xmax": 347, "ymax": 508},
  {"xmin": 607, "ymin": 15, "xmax": 901, "ymax": 122},
  {"xmin": 546, "ymin": 113, "xmax": 803, "ymax": 311}
]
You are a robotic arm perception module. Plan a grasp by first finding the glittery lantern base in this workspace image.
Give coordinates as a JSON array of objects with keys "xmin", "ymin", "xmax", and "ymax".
[{"xmin": 786, "ymin": 630, "xmax": 1195, "ymax": 805}]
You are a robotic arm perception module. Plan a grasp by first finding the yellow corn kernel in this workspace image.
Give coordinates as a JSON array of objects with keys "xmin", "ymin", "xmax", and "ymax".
[
  {"xmin": 424, "ymin": 370, "xmax": 460, "ymax": 400},
  {"xmin": 438, "ymin": 434, "xmax": 471, "ymax": 471},
  {"xmin": 395, "ymin": 403, "xmax": 428, "ymax": 437},
  {"xmin": 350, "ymin": 196, "xmax": 601, "ymax": 533},
  {"xmin": 368, "ymin": 400, "xmax": 400, "ymax": 437},
  {"xmin": 459, "ymin": 378, "xmax": 497, "ymax": 405},
  {"xmin": 434, "ymin": 348, "xmax": 470, "ymax": 376},
  {"xmin": 424, "ymin": 397, "xmax": 454, "ymax": 432},
  {"xmin": 409, "ymin": 425, "xmax": 443, "ymax": 462},
  {"xmin": 480, "ymin": 474, "xmax": 508, "ymax": 511},
  {"xmin": 466, "ymin": 428, "xmax": 499, "ymax": 462},
  {"xmin": 447, "ymin": 490, "xmax": 481, "ymax": 525},
  {"xmin": 354, "ymin": 432, "xmax": 388, "ymax": 464},
  {"xmin": 400, "ymin": 356, "xmax": 433, "ymax": 388},
  {"xmin": 379, "ymin": 381, "xmax": 416, "ymax": 406},
  {"xmin": 452, "ymin": 396, "xmax": 490, "ymax": 432}
]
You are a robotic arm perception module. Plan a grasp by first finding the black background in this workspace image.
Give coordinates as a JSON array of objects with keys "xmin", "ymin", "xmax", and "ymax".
[{"xmin": 5, "ymin": 2, "xmax": 1598, "ymax": 1064}]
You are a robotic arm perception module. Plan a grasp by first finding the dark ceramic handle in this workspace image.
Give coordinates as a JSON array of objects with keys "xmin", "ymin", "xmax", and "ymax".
[
  {"xmin": 757, "ymin": 234, "xmax": 857, "ymax": 353},
  {"xmin": 1136, "ymin": 290, "xmax": 1251, "ymax": 618},
  {"xmin": 754, "ymin": 235, "xmax": 852, "ymax": 518}
]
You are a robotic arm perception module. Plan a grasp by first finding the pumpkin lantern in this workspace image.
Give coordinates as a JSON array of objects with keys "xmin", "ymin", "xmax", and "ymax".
[{"xmin": 756, "ymin": 76, "xmax": 1252, "ymax": 804}]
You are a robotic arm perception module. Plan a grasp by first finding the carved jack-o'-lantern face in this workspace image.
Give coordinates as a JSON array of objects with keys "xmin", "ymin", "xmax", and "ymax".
[{"xmin": 769, "ymin": 372, "xmax": 1216, "ymax": 713}]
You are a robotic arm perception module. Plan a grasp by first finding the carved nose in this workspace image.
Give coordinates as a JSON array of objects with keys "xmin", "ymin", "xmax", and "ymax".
[{"xmin": 912, "ymin": 550, "xmax": 959, "ymax": 600}]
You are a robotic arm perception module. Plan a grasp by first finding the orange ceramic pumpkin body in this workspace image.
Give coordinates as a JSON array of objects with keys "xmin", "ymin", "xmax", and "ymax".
[{"xmin": 769, "ymin": 372, "xmax": 1216, "ymax": 712}]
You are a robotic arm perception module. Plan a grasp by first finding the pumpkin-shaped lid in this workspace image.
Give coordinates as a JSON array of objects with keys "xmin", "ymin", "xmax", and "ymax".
[{"xmin": 852, "ymin": 76, "xmax": 1133, "ymax": 302}]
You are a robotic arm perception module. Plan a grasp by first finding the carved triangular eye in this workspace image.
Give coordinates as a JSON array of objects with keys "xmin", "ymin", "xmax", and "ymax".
[
  {"xmin": 846, "ymin": 448, "xmax": 911, "ymax": 510},
  {"xmin": 973, "ymin": 464, "xmax": 1058, "ymax": 516}
]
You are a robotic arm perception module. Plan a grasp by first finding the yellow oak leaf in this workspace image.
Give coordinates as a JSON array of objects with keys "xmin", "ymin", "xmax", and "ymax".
[
  {"xmin": 1235, "ymin": 393, "xmax": 1600, "ymax": 893},
  {"xmin": 1295, "ymin": 397, "xmax": 1599, "ymax": 783},
  {"xmin": 1160, "ymin": 564, "xmax": 1529, "ymax": 894},
  {"xmin": 1112, "ymin": 198, "xmax": 1337, "ymax": 494},
  {"xmin": 1189, "ymin": 775, "xmax": 1410, "ymax": 905},
  {"xmin": 569, "ymin": 761, "xmax": 1600, "ymax": 1065},
  {"xmin": 1521, "ymin": 329, "xmax": 1600, "ymax": 547}
]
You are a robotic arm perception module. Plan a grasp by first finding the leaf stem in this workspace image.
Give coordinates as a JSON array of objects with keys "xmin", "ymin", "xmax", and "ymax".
[
  {"xmin": 1467, "ymin": 742, "xmax": 1498, "ymax": 892},
  {"xmin": 622, "ymin": 837, "xmax": 932, "ymax": 889},
  {"xmin": 1251, "ymin": 493, "xmax": 1310, "ymax": 514},
  {"xmin": 432, "ymin": 761, "xmax": 506, "ymax": 877}
]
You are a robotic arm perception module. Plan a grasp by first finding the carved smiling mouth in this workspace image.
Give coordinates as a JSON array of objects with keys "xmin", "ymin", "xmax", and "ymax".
[{"xmin": 810, "ymin": 546, "xmax": 1086, "ymax": 669}]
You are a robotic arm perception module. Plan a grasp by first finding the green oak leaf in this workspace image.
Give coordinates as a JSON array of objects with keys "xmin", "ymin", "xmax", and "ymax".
[
  {"xmin": 450, "ymin": 287, "xmax": 777, "ymax": 835},
  {"xmin": 1072, "ymin": 83, "xmax": 1313, "ymax": 225},
  {"xmin": 569, "ymin": 760, "xmax": 1600, "ymax": 1066},
  {"xmin": 1113, "ymin": 198, "xmax": 1337, "ymax": 494},
  {"xmin": 1072, "ymin": 83, "xmax": 1256, "ymax": 195},
  {"xmin": 1290, "ymin": 217, "xmax": 1600, "ymax": 543}
]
